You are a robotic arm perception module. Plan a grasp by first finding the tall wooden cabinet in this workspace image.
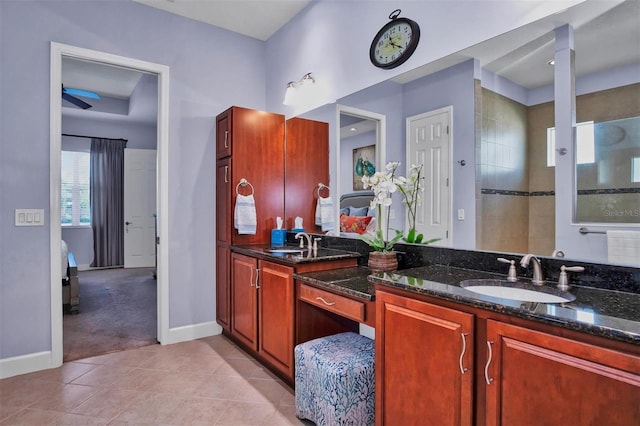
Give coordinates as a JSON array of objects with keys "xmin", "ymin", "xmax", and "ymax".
[
  {"xmin": 215, "ymin": 106, "xmax": 332, "ymax": 382},
  {"xmin": 215, "ymin": 106, "xmax": 285, "ymax": 333},
  {"xmin": 284, "ymin": 117, "xmax": 329, "ymax": 231}
]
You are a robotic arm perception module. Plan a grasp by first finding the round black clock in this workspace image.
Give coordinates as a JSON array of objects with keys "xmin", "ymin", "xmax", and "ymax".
[{"xmin": 369, "ymin": 9, "xmax": 420, "ymax": 69}]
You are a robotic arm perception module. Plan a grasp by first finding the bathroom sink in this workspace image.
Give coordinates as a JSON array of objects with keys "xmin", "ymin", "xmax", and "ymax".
[
  {"xmin": 264, "ymin": 247, "xmax": 306, "ymax": 254},
  {"xmin": 459, "ymin": 279, "xmax": 576, "ymax": 303}
]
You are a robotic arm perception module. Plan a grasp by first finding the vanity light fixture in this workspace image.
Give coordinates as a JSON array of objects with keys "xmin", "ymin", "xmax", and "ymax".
[
  {"xmin": 283, "ymin": 72, "xmax": 316, "ymax": 106},
  {"xmin": 283, "ymin": 81, "xmax": 297, "ymax": 106}
]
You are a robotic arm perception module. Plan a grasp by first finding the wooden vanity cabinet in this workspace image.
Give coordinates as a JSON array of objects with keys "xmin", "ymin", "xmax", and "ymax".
[
  {"xmin": 376, "ymin": 290, "xmax": 474, "ymax": 426},
  {"xmin": 375, "ymin": 287, "xmax": 640, "ymax": 425},
  {"xmin": 229, "ymin": 250, "xmax": 358, "ymax": 382},
  {"xmin": 258, "ymin": 260, "xmax": 296, "ymax": 379},
  {"xmin": 215, "ymin": 106, "xmax": 284, "ymax": 334},
  {"xmin": 485, "ymin": 320, "xmax": 640, "ymax": 426},
  {"xmin": 231, "ymin": 253, "xmax": 296, "ymax": 375},
  {"xmin": 232, "ymin": 254, "xmax": 297, "ymax": 378},
  {"xmin": 231, "ymin": 252, "xmax": 259, "ymax": 351}
]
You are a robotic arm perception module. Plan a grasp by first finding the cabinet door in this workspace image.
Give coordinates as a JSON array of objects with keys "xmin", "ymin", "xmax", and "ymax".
[
  {"xmin": 215, "ymin": 243, "xmax": 230, "ymax": 332},
  {"xmin": 231, "ymin": 253, "xmax": 258, "ymax": 351},
  {"xmin": 258, "ymin": 260, "xmax": 295, "ymax": 379},
  {"xmin": 216, "ymin": 109, "xmax": 231, "ymax": 159},
  {"xmin": 284, "ymin": 117, "xmax": 329, "ymax": 231},
  {"xmin": 376, "ymin": 290, "xmax": 474, "ymax": 426},
  {"xmin": 485, "ymin": 320, "xmax": 640, "ymax": 426},
  {"xmin": 216, "ymin": 158, "xmax": 231, "ymax": 244}
]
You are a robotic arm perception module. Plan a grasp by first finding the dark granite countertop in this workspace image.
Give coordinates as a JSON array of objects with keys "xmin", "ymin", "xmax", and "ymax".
[
  {"xmin": 293, "ymin": 267, "xmax": 374, "ymax": 301},
  {"xmin": 232, "ymin": 244, "xmax": 361, "ymax": 265},
  {"xmin": 293, "ymin": 264, "xmax": 639, "ymax": 345},
  {"xmin": 368, "ymin": 265, "xmax": 640, "ymax": 345}
]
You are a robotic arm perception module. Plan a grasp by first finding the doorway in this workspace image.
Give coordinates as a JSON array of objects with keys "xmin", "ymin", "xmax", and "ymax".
[
  {"xmin": 50, "ymin": 42, "xmax": 170, "ymax": 368},
  {"xmin": 406, "ymin": 107, "xmax": 452, "ymax": 246}
]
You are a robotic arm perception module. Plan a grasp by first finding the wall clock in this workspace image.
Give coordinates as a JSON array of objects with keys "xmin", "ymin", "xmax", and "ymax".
[{"xmin": 369, "ymin": 9, "xmax": 420, "ymax": 70}]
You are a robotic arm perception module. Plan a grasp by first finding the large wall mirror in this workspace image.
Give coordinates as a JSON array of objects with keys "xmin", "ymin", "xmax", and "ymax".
[{"xmin": 299, "ymin": 0, "xmax": 639, "ymax": 267}]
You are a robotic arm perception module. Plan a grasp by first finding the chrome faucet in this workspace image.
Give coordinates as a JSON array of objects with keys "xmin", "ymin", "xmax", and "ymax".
[
  {"xmin": 520, "ymin": 254, "xmax": 544, "ymax": 285},
  {"xmin": 295, "ymin": 232, "xmax": 312, "ymax": 251}
]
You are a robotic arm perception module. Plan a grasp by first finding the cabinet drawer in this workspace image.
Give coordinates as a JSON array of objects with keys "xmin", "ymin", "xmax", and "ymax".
[{"xmin": 298, "ymin": 283, "xmax": 365, "ymax": 323}]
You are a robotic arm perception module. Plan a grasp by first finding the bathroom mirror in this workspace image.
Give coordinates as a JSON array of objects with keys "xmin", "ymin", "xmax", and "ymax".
[{"xmin": 296, "ymin": 0, "xmax": 639, "ymax": 266}]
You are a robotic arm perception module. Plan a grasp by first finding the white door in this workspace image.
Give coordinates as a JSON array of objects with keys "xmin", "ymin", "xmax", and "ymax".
[
  {"xmin": 124, "ymin": 148, "xmax": 157, "ymax": 268},
  {"xmin": 407, "ymin": 108, "xmax": 451, "ymax": 246}
]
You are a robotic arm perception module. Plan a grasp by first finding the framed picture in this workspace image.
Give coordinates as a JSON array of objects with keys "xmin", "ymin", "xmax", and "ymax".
[{"xmin": 352, "ymin": 145, "xmax": 376, "ymax": 190}]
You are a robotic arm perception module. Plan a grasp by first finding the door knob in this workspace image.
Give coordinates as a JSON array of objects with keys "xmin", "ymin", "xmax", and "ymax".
[{"xmin": 125, "ymin": 221, "xmax": 132, "ymax": 225}]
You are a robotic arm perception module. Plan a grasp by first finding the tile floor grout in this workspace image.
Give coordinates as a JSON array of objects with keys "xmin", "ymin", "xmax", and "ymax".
[{"xmin": 0, "ymin": 335, "xmax": 308, "ymax": 425}]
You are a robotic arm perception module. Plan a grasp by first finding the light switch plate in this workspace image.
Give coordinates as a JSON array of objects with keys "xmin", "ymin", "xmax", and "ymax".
[
  {"xmin": 15, "ymin": 209, "xmax": 45, "ymax": 226},
  {"xmin": 457, "ymin": 209, "xmax": 465, "ymax": 220}
]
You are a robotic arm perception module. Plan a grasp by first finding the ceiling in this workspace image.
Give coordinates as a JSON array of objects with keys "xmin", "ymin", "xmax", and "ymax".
[
  {"xmin": 133, "ymin": 0, "xmax": 311, "ymax": 41},
  {"xmin": 62, "ymin": 0, "xmax": 639, "ymax": 122}
]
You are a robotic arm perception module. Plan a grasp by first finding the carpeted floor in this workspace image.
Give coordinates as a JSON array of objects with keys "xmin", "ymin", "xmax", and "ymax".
[{"xmin": 63, "ymin": 267, "xmax": 157, "ymax": 362}]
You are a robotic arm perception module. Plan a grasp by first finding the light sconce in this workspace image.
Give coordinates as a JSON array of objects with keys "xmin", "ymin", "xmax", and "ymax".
[{"xmin": 283, "ymin": 72, "xmax": 316, "ymax": 106}]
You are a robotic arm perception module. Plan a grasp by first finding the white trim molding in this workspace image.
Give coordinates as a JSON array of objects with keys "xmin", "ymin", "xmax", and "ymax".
[
  {"xmin": 0, "ymin": 351, "xmax": 53, "ymax": 379},
  {"xmin": 164, "ymin": 322, "xmax": 223, "ymax": 346},
  {"xmin": 50, "ymin": 42, "xmax": 170, "ymax": 372}
]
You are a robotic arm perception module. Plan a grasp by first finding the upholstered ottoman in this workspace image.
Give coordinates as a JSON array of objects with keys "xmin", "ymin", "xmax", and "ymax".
[{"xmin": 294, "ymin": 332, "xmax": 375, "ymax": 426}]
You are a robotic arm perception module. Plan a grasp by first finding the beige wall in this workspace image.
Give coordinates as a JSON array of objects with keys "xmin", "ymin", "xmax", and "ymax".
[
  {"xmin": 478, "ymin": 83, "xmax": 640, "ymax": 254},
  {"xmin": 479, "ymin": 89, "xmax": 529, "ymax": 252}
]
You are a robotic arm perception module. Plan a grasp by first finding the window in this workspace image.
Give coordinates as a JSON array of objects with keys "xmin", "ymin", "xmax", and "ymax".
[
  {"xmin": 61, "ymin": 151, "xmax": 90, "ymax": 226},
  {"xmin": 546, "ymin": 121, "xmax": 595, "ymax": 167},
  {"xmin": 633, "ymin": 157, "xmax": 640, "ymax": 183}
]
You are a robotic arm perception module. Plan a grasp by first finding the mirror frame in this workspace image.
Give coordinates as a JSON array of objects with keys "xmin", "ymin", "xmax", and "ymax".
[{"xmin": 335, "ymin": 104, "xmax": 386, "ymax": 232}]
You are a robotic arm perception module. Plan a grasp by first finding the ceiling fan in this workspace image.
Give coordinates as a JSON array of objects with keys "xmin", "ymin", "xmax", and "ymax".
[{"xmin": 61, "ymin": 85, "xmax": 100, "ymax": 109}]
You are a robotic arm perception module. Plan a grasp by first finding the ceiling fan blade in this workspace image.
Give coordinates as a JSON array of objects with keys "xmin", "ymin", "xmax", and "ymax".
[
  {"xmin": 63, "ymin": 87, "xmax": 101, "ymax": 99},
  {"xmin": 62, "ymin": 92, "xmax": 92, "ymax": 109}
]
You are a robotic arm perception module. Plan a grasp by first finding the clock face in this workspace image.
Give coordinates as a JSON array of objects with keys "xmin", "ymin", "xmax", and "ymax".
[{"xmin": 370, "ymin": 17, "xmax": 420, "ymax": 69}]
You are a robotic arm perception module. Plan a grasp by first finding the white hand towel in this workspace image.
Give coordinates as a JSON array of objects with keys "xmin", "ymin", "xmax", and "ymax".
[
  {"xmin": 314, "ymin": 196, "xmax": 334, "ymax": 232},
  {"xmin": 234, "ymin": 194, "xmax": 257, "ymax": 235},
  {"xmin": 607, "ymin": 230, "xmax": 640, "ymax": 266}
]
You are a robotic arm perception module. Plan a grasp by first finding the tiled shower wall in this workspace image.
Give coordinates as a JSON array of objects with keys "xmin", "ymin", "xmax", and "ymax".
[
  {"xmin": 478, "ymin": 83, "xmax": 640, "ymax": 254},
  {"xmin": 479, "ymin": 89, "xmax": 530, "ymax": 253}
]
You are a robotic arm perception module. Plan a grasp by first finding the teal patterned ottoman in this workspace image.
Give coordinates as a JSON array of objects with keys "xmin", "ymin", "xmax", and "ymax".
[{"xmin": 294, "ymin": 332, "xmax": 375, "ymax": 426}]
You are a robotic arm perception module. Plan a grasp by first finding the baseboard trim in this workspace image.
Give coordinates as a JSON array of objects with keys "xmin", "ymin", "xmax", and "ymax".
[
  {"xmin": 0, "ymin": 351, "xmax": 57, "ymax": 379},
  {"xmin": 163, "ymin": 321, "xmax": 222, "ymax": 345},
  {"xmin": 0, "ymin": 322, "xmax": 223, "ymax": 378}
]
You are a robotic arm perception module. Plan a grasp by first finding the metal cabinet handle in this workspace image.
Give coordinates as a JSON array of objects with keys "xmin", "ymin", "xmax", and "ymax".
[
  {"xmin": 255, "ymin": 268, "xmax": 260, "ymax": 289},
  {"xmin": 315, "ymin": 296, "xmax": 336, "ymax": 306},
  {"xmin": 224, "ymin": 130, "xmax": 229, "ymax": 148},
  {"xmin": 485, "ymin": 340, "xmax": 495, "ymax": 384},
  {"xmin": 459, "ymin": 333, "xmax": 469, "ymax": 374},
  {"xmin": 224, "ymin": 165, "xmax": 229, "ymax": 183},
  {"xmin": 249, "ymin": 267, "xmax": 254, "ymax": 287}
]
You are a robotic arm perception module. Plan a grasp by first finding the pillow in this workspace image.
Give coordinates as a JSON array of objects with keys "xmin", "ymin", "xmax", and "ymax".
[
  {"xmin": 339, "ymin": 207, "xmax": 350, "ymax": 216},
  {"xmin": 349, "ymin": 206, "xmax": 369, "ymax": 216},
  {"xmin": 340, "ymin": 214, "xmax": 373, "ymax": 235}
]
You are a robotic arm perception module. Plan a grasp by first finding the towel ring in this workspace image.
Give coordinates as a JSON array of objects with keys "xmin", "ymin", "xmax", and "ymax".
[
  {"xmin": 316, "ymin": 183, "xmax": 330, "ymax": 198},
  {"xmin": 236, "ymin": 178, "xmax": 255, "ymax": 196}
]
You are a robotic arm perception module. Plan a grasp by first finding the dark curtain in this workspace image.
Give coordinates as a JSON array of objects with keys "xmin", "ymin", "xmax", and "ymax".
[{"xmin": 90, "ymin": 138, "xmax": 126, "ymax": 267}]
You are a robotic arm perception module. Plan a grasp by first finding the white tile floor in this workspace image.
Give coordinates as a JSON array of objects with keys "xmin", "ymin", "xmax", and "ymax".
[{"xmin": 0, "ymin": 335, "xmax": 307, "ymax": 425}]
